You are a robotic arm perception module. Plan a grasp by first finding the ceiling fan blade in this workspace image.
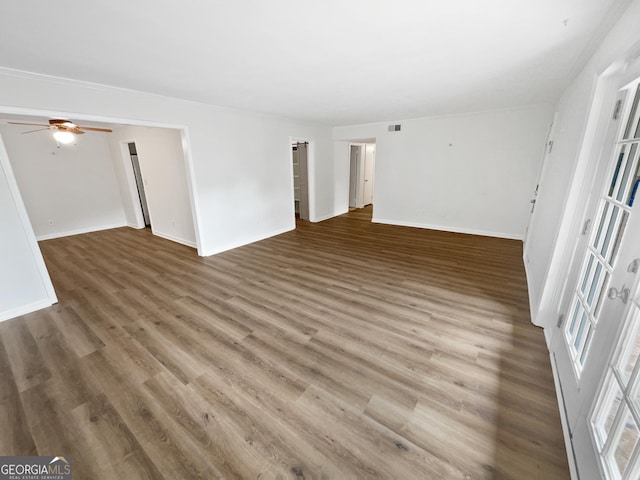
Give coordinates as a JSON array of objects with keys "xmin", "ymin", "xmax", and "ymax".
[
  {"xmin": 49, "ymin": 119, "xmax": 74, "ymax": 126},
  {"xmin": 21, "ymin": 128, "xmax": 50, "ymax": 134},
  {"xmin": 77, "ymin": 126, "xmax": 113, "ymax": 133},
  {"xmin": 8, "ymin": 121, "xmax": 50, "ymax": 127}
]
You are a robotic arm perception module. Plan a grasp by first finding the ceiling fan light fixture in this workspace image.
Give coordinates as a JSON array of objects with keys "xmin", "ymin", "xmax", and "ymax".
[{"xmin": 53, "ymin": 130, "xmax": 74, "ymax": 144}]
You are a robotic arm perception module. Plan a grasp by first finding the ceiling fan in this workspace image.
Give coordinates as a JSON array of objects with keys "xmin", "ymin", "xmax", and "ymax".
[{"xmin": 7, "ymin": 119, "xmax": 113, "ymax": 144}]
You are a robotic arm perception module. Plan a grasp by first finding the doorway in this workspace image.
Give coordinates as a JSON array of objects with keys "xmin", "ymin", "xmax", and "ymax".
[
  {"xmin": 292, "ymin": 141, "xmax": 309, "ymax": 221},
  {"xmin": 128, "ymin": 142, "xmax": 151, "ymax": 227},
  {"xmin": 348, "ymin": 142, "xmax": 376, "ymax": 210}
]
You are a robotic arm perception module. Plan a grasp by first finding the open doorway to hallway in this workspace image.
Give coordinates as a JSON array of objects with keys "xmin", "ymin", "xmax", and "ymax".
[{"xmin": 349, "ymin": 141, "xmax": 376, "ymax": 215}]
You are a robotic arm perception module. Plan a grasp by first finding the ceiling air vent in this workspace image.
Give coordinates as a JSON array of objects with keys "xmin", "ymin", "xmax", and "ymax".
[{"xmin": 388, "ymin": 124, "xmax": 401, "ymax": 132}]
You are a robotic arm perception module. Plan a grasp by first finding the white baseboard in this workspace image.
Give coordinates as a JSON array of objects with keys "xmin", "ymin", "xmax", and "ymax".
[
  {"xmin": 371, "ymin": 217, "xmax": 524, "ymax": 240},
  {"xmin": 201, "ymin": 225, "xmax": 294, "ymax": 257},
  {"xmin": 36, "ymin": 222, "xmax": 127, "ymax": 241},
  {"xmin": 0, "ymin": 298, "xmax": 56, "ymax": 322},
  {"xmin": 311, "ymin": 210, "xmax": 344, "ymax": 223},
  {"xmin": 152, "ymin": 230, "xmax": 197, "ymax": 248},
  {"xmin": 544, "ymin": 326, "xmax": 554, "ymax": 349},
  {"xmin": 549, "ymin": 352, "xmax": 580, "ymax": 480},
  {"xmin": 523, "ymin": 254, "xmax": 542, "ymax": 326}
]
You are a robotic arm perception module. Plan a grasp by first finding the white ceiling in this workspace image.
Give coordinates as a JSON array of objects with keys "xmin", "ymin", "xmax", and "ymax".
[{"xmin": 0, "ymin": 0, "xmax": 631, "ymax": 125}]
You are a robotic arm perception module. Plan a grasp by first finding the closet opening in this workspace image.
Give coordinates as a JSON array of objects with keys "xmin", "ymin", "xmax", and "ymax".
[{"xmin": 292, "ymin": 141, "xmax": 309, "ymax": 221}]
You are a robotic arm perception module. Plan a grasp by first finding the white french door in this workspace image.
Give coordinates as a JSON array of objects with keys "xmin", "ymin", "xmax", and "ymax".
[
  {"xmin": 551, "ymin": 75, "xmax": 640, "ymax": 479},
  {"xmin": 591, "ymin": 277, "xmax": 640, "ymax": 479}
]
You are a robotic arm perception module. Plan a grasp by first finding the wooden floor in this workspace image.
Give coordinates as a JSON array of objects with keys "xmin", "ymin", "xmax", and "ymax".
[{"xmin": 0, "ymin": 207, "xmax": 569, "ymax": 479}]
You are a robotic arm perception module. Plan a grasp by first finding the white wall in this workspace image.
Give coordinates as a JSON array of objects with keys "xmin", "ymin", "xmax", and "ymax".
[
  {"xmin": 334, "ymin": 104, "xmax": 553, "ymax": 239},
  {"xmin": 0, "ymin": 137, "xmax": 57, "ymax": 320},
  {"xmin": 108, "ymin": 126, "xmax": 196, "ymax": 247},
  {"xmin": 527, "ymin": 0, "xmax": 640, "ymax": 328},
  {"xmin": 0, "ymin": 123, "xmax": 126, "ymax": 239}
]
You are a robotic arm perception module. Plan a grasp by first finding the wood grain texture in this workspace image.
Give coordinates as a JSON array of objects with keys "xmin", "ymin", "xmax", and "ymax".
[{"xmin": 0, "ymin": 207, "xmax": 569, "ymax": 479}]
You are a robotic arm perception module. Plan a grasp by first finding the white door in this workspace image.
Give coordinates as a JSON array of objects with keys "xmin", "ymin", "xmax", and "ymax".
[
  {"xmin": 589, "ymin": 246, "xmax": 640, "ymax": 479},
  {"xmin": 552, "ymin": 77, "xmax": 640, "ymax": 479},
  {"xmin": 363, "ymin": 144, "xmax": 375, "ymax": 206},
  {"xmin": 349, "ymin": 145, "xmax": 360, "ymax": 208},
  {"xmin": 524, "ymin": 113, "xmax": 557, "ymax": 248}
]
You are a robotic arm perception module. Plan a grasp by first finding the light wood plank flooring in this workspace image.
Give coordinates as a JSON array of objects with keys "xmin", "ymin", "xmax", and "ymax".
[{"xmin": 0, "ymin": 207, "xmax": 569, "ymax": 479}]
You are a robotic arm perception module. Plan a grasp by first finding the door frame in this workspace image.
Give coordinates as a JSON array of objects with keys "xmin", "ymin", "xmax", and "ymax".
[
  {"xmin": 523, "ymin": 112, "xmax": 558, "ymax": 320},
  {"xmin": 346, "ymin": 139, "xmax": 377, "ymax": 211},
  {"xmin": 289, "ymin": 137, "xmax": 314, "ymax": 223},
  {"xmin": 362, "ymin": 142, "xmax": 376, "ymax": 206},
  {"xmin": 349, "ymin": 143, "xmax": 365, "ymax": 208},
  {"xmin": 348, "ymin": 144, "xmax": 361, "ymax": 208}
]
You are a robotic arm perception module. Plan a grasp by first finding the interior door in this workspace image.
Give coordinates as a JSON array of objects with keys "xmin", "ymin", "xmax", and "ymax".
[
  {"xmin": 524, "ymin": 113, "xmax": 557, "ymax": 248},
  {"xmin": 551, "ymin": 78, "xmax": 640, "ymax": 479},
  {"xmin": 349, "ymin": 145, "xmax": 360, "ymax": 208},
  {"xmin": 363, "ymin": 144, "xmax": 375, "ymax": 206}
]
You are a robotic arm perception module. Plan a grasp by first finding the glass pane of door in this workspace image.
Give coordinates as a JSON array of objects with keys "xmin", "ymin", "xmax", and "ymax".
[
  {"xmin": 594, "ymin": 377, "xmax": 624, "ymax": 448},
  {"xmin": 609, "ymin": 407, "xmax": 639, "ymax": 477},
  {"xmin": 617, "ymin": 310, "xmax": 640, "ymax": 386}
]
